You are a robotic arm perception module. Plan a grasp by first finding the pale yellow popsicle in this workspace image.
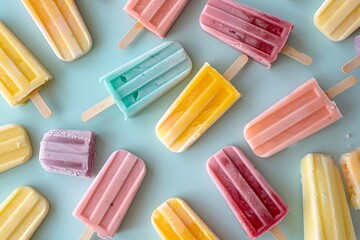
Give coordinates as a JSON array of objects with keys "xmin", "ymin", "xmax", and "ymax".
[
  {"xmin": 0, "ymin": 124, "xmax": 32, "ymax": 173},
  {"xmin": 301, "ymin": 153, "xmax": 356, "ymax": 240},
  {"xmin": 152, "ymin": 198, "xmax": 219, "ymax": 240},
  {"xmin": 0, "ymin": 186, "xmax": 49, "ymax": 240},
  {"xmin": 340, "ymin": 148, "xmax": 360, "ymax": 210},
  {"xmin": 21, "ymin": 0, "xmax": 92, "ymax": 61}
]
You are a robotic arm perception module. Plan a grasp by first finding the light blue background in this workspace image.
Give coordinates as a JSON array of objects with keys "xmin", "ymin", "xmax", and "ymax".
[{"xmin": 1, "ymin": 0, "xmax": 359, "ymax": 239}]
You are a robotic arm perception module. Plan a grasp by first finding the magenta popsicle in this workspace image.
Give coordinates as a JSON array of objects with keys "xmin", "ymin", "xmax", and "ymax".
[
  {"xmin": 343, "ymin": 35, "xmax": 360, "ymax": 73},
  {"xmin": 73, "ymin": 150, "xmax": 146, "ymax": 239},
  {"xmin": 207, "ymin": 146, "xmax": 288, "ymax": 239}
]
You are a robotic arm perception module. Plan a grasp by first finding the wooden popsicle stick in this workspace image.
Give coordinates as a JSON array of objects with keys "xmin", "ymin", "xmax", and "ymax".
[
  {"xmin": 342, "ymin": 55, "xmax": 360, "ymax": 74},
  {"xmin": 29, "ymin": 91, "xmax": 52, "ymax": 119},
  {"xmin": 118, "ymin": 21, "xmax": 144, "ymax": 49},
  {"xmin": 223, "ymin": 55, "xmax": 249, "ymax": 81},
  {"xmin": 81, "ymin": 96, "xmax": 115, "ymax": 122},
  {"xmin": 325, "ymin": 76, "xmax": 357, "ymax": 99},
  {"xmin": 80, "ymin": 226, "xmax": 94, "ymax": 240},
  {"xmin": 281, "ymin": 44, "xmax": 313, "ymax": 66},
  {"xmin": 270, "ymin": 225, "xmax": 287, "ymax": 240}
]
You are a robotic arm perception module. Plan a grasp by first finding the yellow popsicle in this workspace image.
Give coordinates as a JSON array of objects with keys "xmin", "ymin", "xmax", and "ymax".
[
  {"xmin": 156, "ymin": 63, "xmax": 241, "ymax": 152},
  {"xmin": 0, "ymin": 21, "xmax": 52, "ymax": 107},
  {"xmin": 301, "ymin": 153, "xmax": 356, "ymax": 240},
  {"xmin": 0, "ymin": 186, "xmax": 49, "ymax": 240},
  {"xmin": 0, "ymin": 124, "xmax": 32, "ymax": 173},
  {"xmin": 340, "ymin": 148, "xmax": 360, "ymax": 210},
  {"xmin": 152, "ymin": 198, "xmax": 219, "ymax": 240}
]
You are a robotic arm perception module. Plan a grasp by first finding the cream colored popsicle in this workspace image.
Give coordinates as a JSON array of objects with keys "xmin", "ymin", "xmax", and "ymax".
[
  {"xmin": 152, "ymin": 198, "xmax": 219, "ymax": 240},
  {"xmin": 0, "ymin": 124, "xmax": 32, "ymax": 173},
  {"xmin": 314, "ymin": 0, "xmax": 360, "ymax": 41},
  {"xmin": 301, "ymin": 153, "xmax": 356, "ymax": 240},
  {"xmin": 340, "ymin": 148, "xmax": 360, "ymax": 210},
  {"xmin": 21, "ymin": 0, "xmax": 92, "ymax": 61},
  {"xmin": 0, "ymin": 186, "xmax": 49, "ymax": 240}
]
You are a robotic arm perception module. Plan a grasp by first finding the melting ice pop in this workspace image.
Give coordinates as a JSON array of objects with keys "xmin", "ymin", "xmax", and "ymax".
[
  {"xmin": 244, "ymin": 76, "xmax": 357, "ymax": 158},
  {"xmin": 314, "ymin": 0, "xmax": 360, "ymax": 42},
  {"xmin": 73, "ymin": 150, "xmax": 146, "ymax": 239},
  {"xmin": 119, "ymin": 0, "xmax": 189, "ymax": 49},
  {"xmin": 156, "ymin": 55, "xmax": 248, "ymax": 153},
  {"xmin": 207, "ymin": 146, "xmax": 288, "ymax": 239},
  {"xmin": 342, "ymin": 35, "xmax": 360, "ymax": 73},
  {"xmin": 340, "ymin": 148, "xmax": 360, "ymax": 210},
  {"xmin": 21, "ymin": 0, "xmax": 92, "ymax": 61},
  {"xmin": 81, "ymin": 41, "xmax": 192, "ymax": 122},
  {"xmin": 301, "ymin": 153, "xmax": 356, "ymax": 240},
  {"xmin": 0, "ymin": 124, "xmax": 32, "ymax": 173},
  {"xmin": 0, "ymin": 21, "xmax": 52, "ymax": 118},
  {"xmin": 152, "ymin": 198, "xmax": 219, "ymax": 240},
  {"xmin": 200, "ymin": 0, "xmax": 312, "ymax": 68},
  {"xmin": 39, "ymin": 130, "xmax": 96, "ymax": 178},
  {"xmin": 0, "ymin": 186, "xmax": 49, "ymax": 240}
]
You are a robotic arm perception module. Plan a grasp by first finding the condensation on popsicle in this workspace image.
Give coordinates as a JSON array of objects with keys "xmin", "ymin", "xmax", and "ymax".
[
  {"xmin": 152, "ymin": 198, "xmax": 219, "ymax": 240},
  {"xmin": 21, "ymin": 0, "xmax": 92, "ymax": 61},
  {"xmin": 73, "ymin": 150, "xmax": 146, "ymax": 239},
  {"xmin": 119, "ymin": 0, "xmax": 189, "ymax": 48},
  {"xmin": 340, "ymin": 148, "xmax": 360, "ymax": 210},
  {"xmin": 81, "ymin": 41, "xmax": 192, "ymax": 122},
  {"xmin": 39, "ymin": 130, "xmax": 96, "ymax": 178},
  {"xmin": 0, "ymin": 21, "xmax": 53, "ymax": 118},
  {"xmin": 200, "ymin": 0, "xmax": 312, "ymax": 68},
  {"xmin": 244, "ymin": 76, "xmax": 356, "ymax": 158},
  {"xmin": 0, "ymin": 186, "xmax": 49, "ymax": 240},
  {"xmin": 207, "ymin": 146, "xmax": 288, "ymax": 239},
  {"xmin": 301, "ymin": 153, "xmax": 356, "ymax": 240},
  {"xmin": 156, "ymin": 55, "xmax": 248, "ymax": 153}
]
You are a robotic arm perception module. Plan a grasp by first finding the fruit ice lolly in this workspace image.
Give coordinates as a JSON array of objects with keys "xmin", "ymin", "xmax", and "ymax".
[
  {"xmin": 342, "ymin": 35, "xmax": 360, "ymax": 73},
  {"xmin": 0, "ymin": 124, "xmax": 32, "ymax": 173},
  {"xmin": 0, "ymin": 186, "xmax": 49, "ymax": 240},
  {"xmin": 200, "ymin": 0, "xmax": 312, "ymax": 68},
  {"xmin": 119, "ymin": 0, "xmax": 189, "ymax": 48},
  {"xmin": 73, "ymin": 150, "xmax": 147, "ymax": 239},
  {"xmin": 244, "ymin": 76, "xmax": 357, "ymax": 158},
  {"xmin": 314, "ymin": 0, "xmax": 360, "ymax": 42},
  {"xmin": 0, "ymin": 21, "xmax": 52, "ymax": 118},
  {"xmin": 156, "ymin": 55, "xmax": 248, "ymax": 153},
  {"xmin": 81, "ymin": 41, "xmax": 192, "ymax": 122},
  {"xmin": 340, "ymin": 148, "xmax": 360, "ymax": 209},
  {"xmin": 39, "ymin": 129, "xmax": 96, "ymax": 178},
  {"xmin": 301, "ymin": 153, "xmax": 356, "ymax": 240},
  {"xmin": 152, "ymin": 198, "xmax": 219, "ymax": 240},
  {"xmin": 21, "ymin": 0, "xmax": 92, "ymax": 61},
  {"xmin": 207, "ymin": 146, "xmax": 288, "ymax": 239}
]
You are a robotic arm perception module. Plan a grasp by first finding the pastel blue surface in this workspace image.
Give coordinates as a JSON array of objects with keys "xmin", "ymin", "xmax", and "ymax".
[{"xmin": 0, "ymin": 0, "xmax": 359, "ymax": 239}]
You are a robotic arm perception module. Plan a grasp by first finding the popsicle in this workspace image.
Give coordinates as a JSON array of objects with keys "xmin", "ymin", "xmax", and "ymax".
[
  {"xmin": 207, "ymin": 146, "xmax": 288, "ymax": 240},
  {"xmin": 340, "ymin": 148, "xmax": 360, "ymax": 209},
  {"xmin": 119, "ymin": 0, "xmax": 189, "ymax": 49},
  {"xmin": 0, "ymin": 124, "xmax": 32, "ymax": 173},
  {"xmin": 81, "ymin": 41, "xmax": 192, "ymax": 122},
  {"xmin": 314, "ymin": 0, "xmax": 360, "ymax": 42},
  {"xmin": 73, "ymin": 150, "xmax": 147, "ymax": 239},
  {"xmin": 342, "ymin": 35, "xmax": 360, "ymax": 73},
  {"xmin": 0, "ymin": 186, "xmax": 49, "ymax": 240},
  {"xmin": 152, "ymin": 198, "xmax": 219, "ymax": 240},
  {"xmin": 301, "ymin": 153, "xmax": 356, "ymax": 240},
  {"xmin": 0, "ymin": 21, "xmax": 52, "ymax": 118},
  {"xmin": 21, "ymin": 0, "xmax": 92, "ymax": 61},
  {"xmin": 156, "ymin": 55, "xmax": 248, "ymax": 153},
  {"xmin": 200, "ymin": 0, "xmax": 312, "ymax": 68},
  {"xmin": 39, "ymin": 129, "xmax": 96, "ymax": 178},
  {"xmin": 244, "ymin": 76, "xmax": 357, "ymax": 158}
]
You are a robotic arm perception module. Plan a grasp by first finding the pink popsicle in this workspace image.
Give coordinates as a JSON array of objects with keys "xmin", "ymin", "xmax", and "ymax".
[
  {"xmin": 73, "ymin": 150, "xmax": 147, "ymax": 239},
  {"xmin": 207, "ymin": 146, "xmax": 288, "ymax": 239},
  {"xmin": 342, "ymin": 35, "xmax": 360, "ymax": 73}
]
